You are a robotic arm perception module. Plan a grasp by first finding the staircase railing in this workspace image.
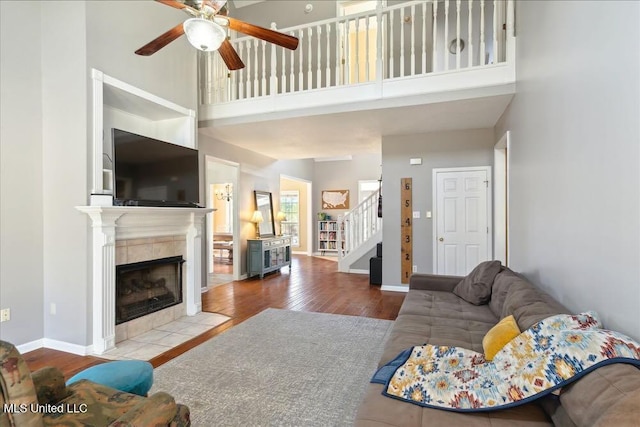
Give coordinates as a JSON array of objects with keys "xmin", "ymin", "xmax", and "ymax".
[
  {"xmin": 200, "ymin": 0, "xmax": 513, "ymax": 104},
  {"xmin": 337, "ymin": 188, "xmax": 382, "ymax": 262}
]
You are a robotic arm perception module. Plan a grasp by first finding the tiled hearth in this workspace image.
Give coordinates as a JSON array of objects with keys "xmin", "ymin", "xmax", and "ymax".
[{"xmin": 103, "ymin": 312, "xmax": 230, "ymax": 361}]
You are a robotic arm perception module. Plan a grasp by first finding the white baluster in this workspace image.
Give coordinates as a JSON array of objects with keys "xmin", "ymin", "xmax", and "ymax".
[
  {"xmin": 493, "ymin": 0, "xmax": 499, "ymax": 64},
  {"xmin": 432, "ymin": 0, "xmax": 438, "ymax": 72},
  {"xmin": 365, "ymin": 15, "xmax": 370, "ymax": 82},
  {"xmin": 317, "ymin": 25, "xmax": 322, "ymax": 88},
  {"xmin": 326, "ymin": 23, "xmax": 331, "ymax": 87},
  {"xmin": 270, "ymin": 42, "xmax": 277, "ymax": 96},
  {"xmin": 376, "ymin": 4, "xmax": 383, "ymax": 80},
  {"xmin": 354, "ymin": 16, "xmax": 360, "ymax": 83},
  {"xmin": 345, "ymin": 19, "xmax": 351, "ymax": 84},
  {"xmin": 290, "ymin": 33, "xmax": 295, "ymax": 91},
  {"xmin": 282, "ymin": 43, "xmax": 287, "ymax": 93},
  {"xmin": 400, "ymin": 6, "xmax": 405, "ymax": 77},
  {"xmin": 468, "ymin": 0, "xmax": 473, "ymax": 67},
  {"xmin": 411, "ymin": 4, "xmax": 415, "ymax": 76},
  {"xmin": 261, "ymin": 40, "xmax": 266, "ymax": 96},
  {"xmin": 298, "ymin": 29, "xmax": 304, "ymax": 90},
  {"xmin": 456, "ymin": 0, "xmax": 461, "ymax": 69},
  {"xmin": 444, "ymin": 0, "xmax": 450, "ymax": 71},
  {"xmin": 480, "ymin": 0, "xmax": 486, "ymax": 65},
  {"xmin": 238, "ymin": 42, "xmax": 251, "ymax": 99},
  {"xmin": 307, "ymin": 27, "xmax": 313, "ymax": 89},
  {"xmin": 253, "ymin": 39, "xmax": 259, "ymax": 96},
  {"xmin": 335, "ymin": 20, "xmax": 341, "ymax": 85},
  {"xmin": 389, "ymin": 9, "xmax": 394, "ymax": 77},
  {"xmin": 422, "ymin": 2, "xmax": 427, "ymax": 74}
]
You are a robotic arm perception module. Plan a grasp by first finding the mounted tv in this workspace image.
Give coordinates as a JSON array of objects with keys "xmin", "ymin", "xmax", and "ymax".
[{"xmin": 112, "ymin": 129, "xmax": 200, "ymax": 207}]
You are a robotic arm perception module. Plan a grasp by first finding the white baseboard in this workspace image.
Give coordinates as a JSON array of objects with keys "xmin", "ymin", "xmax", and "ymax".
[
  {"xmin": 239, "ymin": 273, "xmax": 248, "ymax": 280},
  {"xmin": 16, "ymin": 339, "xmax": 44, "ymax": 354},
  {"xmin": 43, "ymin": 338, "xmax": 93, "ymax": 356},
  {"xmin": 348, "ymin": 269, "xmax": 369, "ymax": 275},
  {"xmin": 381, "ymin": 284, "xmax": 409, "ymax": 293}
]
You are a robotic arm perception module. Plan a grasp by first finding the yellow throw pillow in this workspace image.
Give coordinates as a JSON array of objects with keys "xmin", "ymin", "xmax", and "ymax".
[{"xmin": 483, "ymin": 315, "xmax": 520, "ymax": 361}]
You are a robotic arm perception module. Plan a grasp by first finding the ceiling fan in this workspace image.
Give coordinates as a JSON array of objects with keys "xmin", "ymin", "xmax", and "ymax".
[{"xmin": 135, "ymin": 0, "xmax": 299, "ymax": 71}]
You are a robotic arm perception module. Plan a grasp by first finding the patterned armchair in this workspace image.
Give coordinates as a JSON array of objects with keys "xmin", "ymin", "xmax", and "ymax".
[{"xmin": 0, "ymin": 340, "xmax": 190, "ymax": 426}]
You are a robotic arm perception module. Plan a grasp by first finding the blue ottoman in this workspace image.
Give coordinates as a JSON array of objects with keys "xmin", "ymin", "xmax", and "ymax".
[{"xmin": 66, "ymin": 360, "xmax": 153, "ymax": 396}]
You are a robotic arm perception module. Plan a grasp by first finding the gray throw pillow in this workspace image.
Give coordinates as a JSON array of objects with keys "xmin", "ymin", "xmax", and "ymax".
[{"xmin": 453, "ymin": 260, "xmax": 502, "ymax": 305}]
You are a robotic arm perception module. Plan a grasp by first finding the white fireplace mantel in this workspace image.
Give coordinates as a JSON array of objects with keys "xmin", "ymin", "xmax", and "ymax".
[{"xmin": 76, "ymin": 206, "xmax": 213, "ymax": 354}]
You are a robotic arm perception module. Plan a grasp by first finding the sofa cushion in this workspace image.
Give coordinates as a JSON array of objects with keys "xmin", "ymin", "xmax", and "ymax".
[
  {"xmin": 501, "ymin": 282, "xmax": 570, "ymax": 331},
  {"xmin": 453, "ymin": 261, "xmax": 501, "ymax": 305},
  {"xmin": 489, "ymin": 268, "xmax": 524, "ymax": 317},
  {"xmin": 559, "ymin": 364, "xmax": 640, "ymax": 427},
  {"xmin": 380, "ymin": 290, "xmax": 498, "ymax": 368},
  {"xmin": 482, "ymin": 314, "xmax": 520, "ymax": 360}
]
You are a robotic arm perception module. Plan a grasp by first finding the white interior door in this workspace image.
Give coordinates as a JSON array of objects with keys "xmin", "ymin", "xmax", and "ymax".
[{"xmin": 433, "ymin": 167, "xmax": 492, "ymax": 275}]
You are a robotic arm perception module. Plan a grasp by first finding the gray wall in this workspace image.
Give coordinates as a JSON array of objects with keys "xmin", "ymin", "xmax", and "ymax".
[
  {"xmin": 0, "ymin": 0, "xmax": 198, "ymax": 348},
  {"xmin": 0, "ymin": 1, "xmax": 45, "ymax": 345},
  {"xmin": 494, "ymin": 1, "xmax": 640, "ymax": 339},
  {"xmin": 381, "ymin": 129, "xmax": 495, "ymax": 287}
]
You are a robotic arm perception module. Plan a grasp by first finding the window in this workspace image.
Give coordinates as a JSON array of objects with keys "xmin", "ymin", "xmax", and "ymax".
[{"xmin": 280, "ymin": 190, "xmax": 299, "ymax": 246}]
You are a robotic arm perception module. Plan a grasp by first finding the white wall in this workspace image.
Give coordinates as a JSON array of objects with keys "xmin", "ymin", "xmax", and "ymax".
[
  {"xmin": 381, "ymin": 129, "xmax": 495, "ymax": 286},
  {"xmin": 0, "ymin": 1, "xmax": 45, "ymax": 345},
  {"xmin": 495, "ymin": 1, "xmax": 640, "ymax": 340}
]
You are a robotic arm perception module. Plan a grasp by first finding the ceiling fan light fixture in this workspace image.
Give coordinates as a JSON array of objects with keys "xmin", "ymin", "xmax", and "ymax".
[{"xmin": 183, "ymin": 18, "xmax": 226, "ymax": 52}]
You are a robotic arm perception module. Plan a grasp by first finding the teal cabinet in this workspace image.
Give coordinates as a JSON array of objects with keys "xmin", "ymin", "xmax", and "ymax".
[{"xmin": 247, "ymin": 237, "xmax": 291, "ymax": 279}]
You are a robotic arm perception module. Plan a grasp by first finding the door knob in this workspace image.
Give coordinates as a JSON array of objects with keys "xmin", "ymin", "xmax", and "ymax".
[{"xmin": 438, "ymin": 237, "xmax": 444, "ymax": 242}]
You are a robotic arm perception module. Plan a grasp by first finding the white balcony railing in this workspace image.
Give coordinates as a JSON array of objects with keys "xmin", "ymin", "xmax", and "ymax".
[{"xmin": 200, "ymin": 0, "xmax": 514, "ymax": 105}]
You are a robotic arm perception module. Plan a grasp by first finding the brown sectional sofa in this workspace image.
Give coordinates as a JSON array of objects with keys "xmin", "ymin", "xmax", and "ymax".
[{"xmin": 355, "ymin": 267, "xmax": 640, "ymax": 426}]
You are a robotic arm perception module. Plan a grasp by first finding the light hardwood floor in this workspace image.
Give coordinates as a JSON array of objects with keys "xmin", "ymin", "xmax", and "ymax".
[{"xmin": 24, "ymin": 255, "xmax": 405, "ymax": 378}]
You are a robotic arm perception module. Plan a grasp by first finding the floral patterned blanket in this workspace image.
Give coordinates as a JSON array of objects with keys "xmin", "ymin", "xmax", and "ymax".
[{"xmin": 372, "ymin": 312, "xmax": 640, "ymax": 412}]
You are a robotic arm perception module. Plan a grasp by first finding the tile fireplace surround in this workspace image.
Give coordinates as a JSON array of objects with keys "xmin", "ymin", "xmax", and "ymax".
[{"xmin": 77, "ymin": 206, "xmax": 212, "ymax": 355}]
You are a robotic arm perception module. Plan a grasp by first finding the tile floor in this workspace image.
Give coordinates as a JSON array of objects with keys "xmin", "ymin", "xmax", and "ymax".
[{"xmin": 101, "ymin": 312, "xmax": 231, "ymax": 361}]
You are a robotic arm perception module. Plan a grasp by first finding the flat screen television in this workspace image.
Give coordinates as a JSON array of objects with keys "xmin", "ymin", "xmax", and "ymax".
[{"xmin": 112, "ymin": 129, "xmax": 200, "ymax": 207}]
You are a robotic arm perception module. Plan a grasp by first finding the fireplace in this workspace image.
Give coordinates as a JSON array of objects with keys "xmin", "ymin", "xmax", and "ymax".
[{"xmin": 115, "ymin": 256, "xmax": 184, "ymax": 325}]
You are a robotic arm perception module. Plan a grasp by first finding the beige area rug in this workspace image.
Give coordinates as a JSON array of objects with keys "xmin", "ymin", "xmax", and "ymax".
[{"xmin": 152, "ymin": 308, "xmax": 393, "ymax": 426}]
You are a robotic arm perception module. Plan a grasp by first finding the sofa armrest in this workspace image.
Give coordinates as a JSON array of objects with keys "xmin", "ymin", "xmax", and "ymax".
[
  {"xmin": 409, "ymin": 274, "xmax": 462, "ymax": 292},
  {"xmin": 31, "ymin": 366, "xmax": 70, "ymax": 405},
  {"xmin": 109, "ymin": 392, "xmax": 178, "ymax": 427}
]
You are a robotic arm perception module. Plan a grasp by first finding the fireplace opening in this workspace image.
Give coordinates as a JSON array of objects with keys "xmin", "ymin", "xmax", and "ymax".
[{"xmin": 115, "ymin": 256, "xmax": 184, "ymax": 325}]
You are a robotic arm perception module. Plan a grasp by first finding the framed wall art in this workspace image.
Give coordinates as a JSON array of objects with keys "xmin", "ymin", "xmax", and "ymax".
[{"xmin": 322, "ymin": 189, "xmax": 349, "ymax": 209}]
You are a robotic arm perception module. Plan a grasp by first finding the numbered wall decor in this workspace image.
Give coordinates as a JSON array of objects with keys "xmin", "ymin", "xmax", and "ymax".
[{"xmin": 401, "ymin": 178, "xmax": 413, "ymax": 284}]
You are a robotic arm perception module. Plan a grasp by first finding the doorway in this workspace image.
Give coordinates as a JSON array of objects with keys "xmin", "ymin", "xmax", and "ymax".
[
  {"xmin": 494, "ymin": 131, "xmax": 510, "ymax": 265},
  {"xmin": 280, "ymin": 175, "xmax": 313, "ymax": 255},
  {"xmin": 205, "ymin": 156, "xmax": 240, "ymax": 285},
  {"xmin": 432, "ymin": 166, "xmax": 492, "ymax": 275}
]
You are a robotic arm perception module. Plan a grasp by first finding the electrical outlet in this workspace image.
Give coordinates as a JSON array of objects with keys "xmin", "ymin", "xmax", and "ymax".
[
  {"xmin": 0, "ymin": 308, "xmax": 10, "ymax": 322},
  {"xmin": 412, "ymin": 265, "xmax": 417, "ymax": 273},
  {"xmin": 51, "ymin": 303, "xmax": 57, "ymax": 315}
]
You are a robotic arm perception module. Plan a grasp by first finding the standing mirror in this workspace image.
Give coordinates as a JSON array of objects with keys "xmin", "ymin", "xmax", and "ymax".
[{"xmin": 254, "ymin": 191, "xmax": 275, "ymax": 238}]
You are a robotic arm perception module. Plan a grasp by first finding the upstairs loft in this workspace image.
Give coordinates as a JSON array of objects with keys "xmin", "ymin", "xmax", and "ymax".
[{"xmin": 198, "ymin": 0, "xmax": 516, "ymax": 138}]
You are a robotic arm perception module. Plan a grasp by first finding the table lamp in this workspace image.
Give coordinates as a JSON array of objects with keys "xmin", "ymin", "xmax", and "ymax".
[{"xmin": 251, "ymin": 210, "xmax": 264, "ymax": 238}]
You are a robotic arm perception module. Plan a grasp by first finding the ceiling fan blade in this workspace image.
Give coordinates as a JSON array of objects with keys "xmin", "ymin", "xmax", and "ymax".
[
  {"xmin": 218, "ymin": 40, "xmax": 245, "ymax": 70},
  {"xmin": 226, "ymin": 17, "xmax": 299, "ymax": 50},
  {"xmin": 135, "ymin": 23, "xmax": 185, "ymax": 56}
]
